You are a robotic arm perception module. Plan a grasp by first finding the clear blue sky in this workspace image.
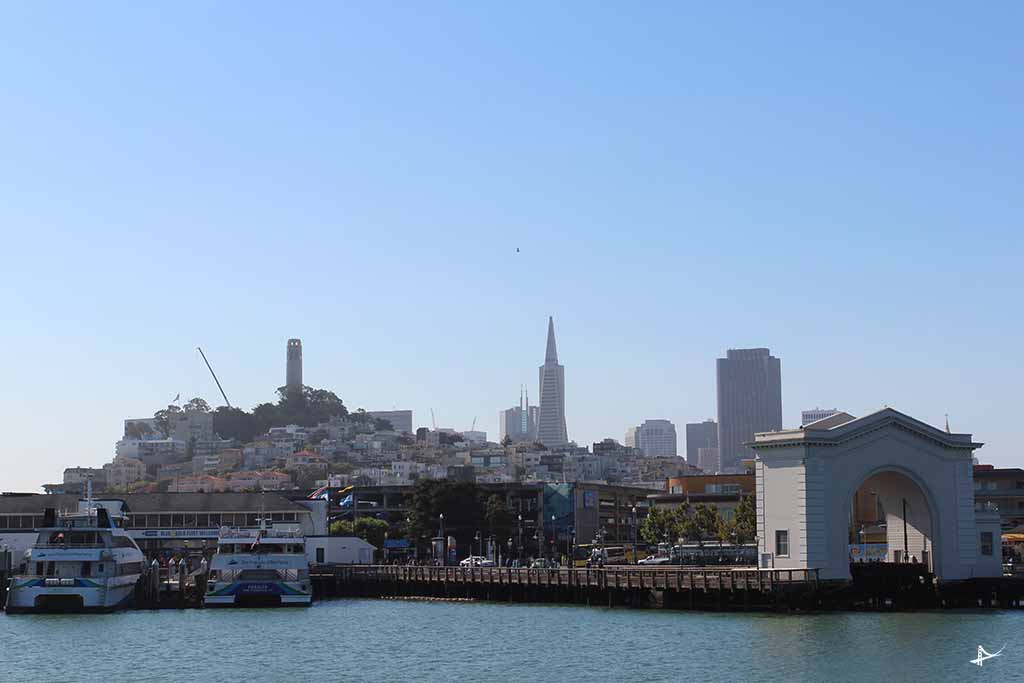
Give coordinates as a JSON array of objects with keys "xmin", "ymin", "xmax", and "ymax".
[{"xmin": 2, "ymin": 3, "xmax": 1021, "ymax": 491}]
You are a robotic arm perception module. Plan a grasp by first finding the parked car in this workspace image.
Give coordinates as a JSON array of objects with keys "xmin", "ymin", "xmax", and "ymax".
[
  {"xmin": 638, "ymin": 555, "xmax": 671, "ymax": 565},
  {"xmin": 459, "ymin": 556, "xmax": 495, "ymax": 567}
]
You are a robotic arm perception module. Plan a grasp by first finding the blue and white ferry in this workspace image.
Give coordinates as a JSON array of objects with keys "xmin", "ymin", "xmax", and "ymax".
[
  {"xmin": 5, "ymin": 491, "xmax": 145, "ymax": 613},
  {"xmin": 204, "ymin": 523, "xmax": 311, "ymax": 607}
]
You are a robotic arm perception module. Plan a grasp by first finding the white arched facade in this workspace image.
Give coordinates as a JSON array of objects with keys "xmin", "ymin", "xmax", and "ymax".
[{"xmin": 753, "ymin": 408, "xmax": 1002, "ymax": 581}]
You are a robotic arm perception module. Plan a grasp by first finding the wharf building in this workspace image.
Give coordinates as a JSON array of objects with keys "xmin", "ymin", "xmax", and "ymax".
[
  {"xmin": 342, "ymin": 481, "xmax": 654, "ymax": 558},
  {"xmin": 752, "ymin": 408, "xmax": 1002, "ymax": 581},
  {"xmin": 972, "ymin": 465, "xmax": 1024, "ymax": 531},
  {"xmin": 536, "ymin": 317, "xmax": 568, "ymax": 447},
  {"xmin": 648, "ymin": 472, "xmax": 754, "ymax": 521},
  {"xmin": 0, "ymin": 492, "xmax": 327, "ymax": 567},
  {"xmin": 684, "ymin": 420, "xmax": 718, "ymax": 467},
  {"xmin": 716, "ymin": 348, "xmax": 782, "ymax": 473}
]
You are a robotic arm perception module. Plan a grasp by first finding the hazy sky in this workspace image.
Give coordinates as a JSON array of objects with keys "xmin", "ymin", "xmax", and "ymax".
[{"xmin": 2, "ymin": 3, "xmax": 1022, "ymax": 491}]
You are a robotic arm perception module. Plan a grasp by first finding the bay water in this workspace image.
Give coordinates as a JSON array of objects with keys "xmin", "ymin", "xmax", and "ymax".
[{"xmin": 2, "ymin": 600, "xmax": 1021, "ymax": 681}]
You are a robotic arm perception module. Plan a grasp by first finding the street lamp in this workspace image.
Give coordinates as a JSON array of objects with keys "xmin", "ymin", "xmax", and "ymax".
[
  {"xmin": 533, "ymin": 531, "xmax": 540, "ymax": 566},
  {"xmin": 506, "ymin": 538, "xmax": 512, "ymax": 567},
  {"xmin": 439, "ymin": 513, "xmax": 445, "ymax": 566},
  {"xmin": 631, "ymin": 505, "xmax": 638, "ymax": 564},
  {"xmin": 475, "ymin": 530, "xmax": 482, "ymax": 559},
  {"xmin": 550, "ymin": 514, "xmax": 556, "ymax": 564},
  {"xmin": 517, "ymin": 514, "xmax": 523, "ymax": 564}
]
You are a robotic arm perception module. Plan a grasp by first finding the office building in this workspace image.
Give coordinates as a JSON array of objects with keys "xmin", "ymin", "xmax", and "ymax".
[
  {"xmin": 499, "ymin": 387, "xmax": 539, "ymax": 442},
  {"xmin": 624, "ymin": 426, "xmax": 640, "ymax": 449},
  {"xmin": 685, "ymin": 420, "xmax": 718, "ymax": 467},
  {"xmin": 716, "ymin": 348, "xmax": 782, "ymax": 473},
  {"xmin": 635, "ymin": 419, "xmax": 677, "ymax": 457},
  {"xmin": 698, "ymin": 447, "xmax": 720, "ymax": 474},
  {"xmin": 536, "ymin": 317, "xmax": 568, "ymax": 447}
]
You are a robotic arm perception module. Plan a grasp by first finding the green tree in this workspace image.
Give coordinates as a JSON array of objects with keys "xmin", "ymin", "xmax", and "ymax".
[
  {"xmin": 306, "ymin": 429, "xmax": 329, "ymax": 446},
  {"xmin": 184, "ymin": 397, "xmax": 211, "ymax": 413},
  {"xmin": 640, "ymin": 506, "xmax": 681, "ymax": 545},
  {"xmin": 373, "ymin": 418, "xmax": 395, "ymax": 432},
  {"xmin": 681, "ymin": 503, "xmax": 720, "ymax": 548},
  {"xmin": 353, "ymin": 517, "xmax": 389, "ymax": 549},
  {"xmin": 483, "ymin": 494, "xmax": 513, "ymax": 545},
  {"xmin": 406, "ymin": 479, "xmax": 486, "ymax": 557},
  {"xmin": 153, "ymin": 404, "xmax": 182, "ymax": 438},
  {"xmin": 732, "ymin": 495, "xmax": 756, "ymax": 545},
  {"xmin": 212, "ymin": 406, "xmax": 258, "ymax": 443},
  {"xmin": 330, "ymin": 519, "xmax": 354, "ymax": 536}
]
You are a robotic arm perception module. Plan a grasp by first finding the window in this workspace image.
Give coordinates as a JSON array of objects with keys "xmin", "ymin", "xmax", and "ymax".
[
  {"xmin": 316, "ymin": 547, "xmax": 325, "ymax": 563},
  {"xmin": 981, "ymin": 531, "xmax": 993, "ymax": 556},
  {"xmin": 775, "ymin": 530, "xmax": 790, "ymax": 557}
]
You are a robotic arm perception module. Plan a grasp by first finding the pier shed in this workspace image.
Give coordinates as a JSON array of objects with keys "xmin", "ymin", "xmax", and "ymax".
[{"xmin": 752, "ymin": 408, "xmax": 999, "ymax": 581}]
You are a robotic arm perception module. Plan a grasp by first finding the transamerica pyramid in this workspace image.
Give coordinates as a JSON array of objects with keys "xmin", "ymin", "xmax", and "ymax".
[{"xmin": 536, "ymin": 316, "xmax": 568, "ymax": 446}]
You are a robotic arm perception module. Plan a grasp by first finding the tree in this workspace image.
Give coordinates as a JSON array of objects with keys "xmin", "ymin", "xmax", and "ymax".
[
  {"xmin": 306, "ymin": 429, "xmax": 329, "ymax": 446},
  {"xmin": 406, "ymin": 479, "xmax": 487, "ymax": 557},
  {"xmin": 330, "ymin": 519, "xmax": 354, "ymax": 536},
  {"xmin": 484, "ymin": 494, "xmax": 513, "ymax": 542},
  {"xmin": 640, "ymin": 506, "xmax": 680, "ymax": 546},
  {"xmin": 732, "ymin": 495, "xmax": 756, "ymax": 545},
  {"xmin": 153, "ymin": 404, "xmax": 182, "ymax": 438},
  {"xmin": 353, "ymin": 517, "xmax": 389, "ymax": 550},
  {"xmin": 501, "ymin": 435, "xmax": 513, "ymax": 447},
  {"xmin": 212, "ymin": 406, "xmax": 258, "ymax": 443},
  {"xmin": 681, "ymin": 503, "xmax": 720, "ymax": 548},
  {"xmin": 125, "ymin": 421, "xmax": 154, "ymax": 440},
  {"xmin": 373, "ymin": 418, "xmax": 395, "ymax": 432},
  {"xmin": 183, "ymin": 397, "xmax": 211, "ymax": 413}
]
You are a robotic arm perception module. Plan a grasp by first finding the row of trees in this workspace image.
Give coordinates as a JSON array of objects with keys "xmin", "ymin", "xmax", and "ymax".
[
  {"xmin": 139, "ymin": 386, "xmax": 393, "ymax": 445},
  {"xmin": 639, "ymin": 496, "xmax": 756, "ymax": 548}
]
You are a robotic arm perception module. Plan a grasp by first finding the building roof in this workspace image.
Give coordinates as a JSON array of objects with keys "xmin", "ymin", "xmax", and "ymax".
[
  {"xmin": 0, "ymin": 492, "xmax": 309, "ymax": 515},
  {"xmin": 749, "ymin": 407, "xmax": 983, "ymax": 451}
]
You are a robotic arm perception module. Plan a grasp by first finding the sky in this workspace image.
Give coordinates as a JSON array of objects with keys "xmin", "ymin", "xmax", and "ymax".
[{"xmin": 1, "ymin": 3, "xmax": 1022, "ymax": 491}]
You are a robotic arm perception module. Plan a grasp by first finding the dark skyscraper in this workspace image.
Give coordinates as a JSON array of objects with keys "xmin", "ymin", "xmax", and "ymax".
[
  {"xmin": 685, "ymin": 419, "xmax": 718, "ymax": 467},
  {"xmin": 537, "ymin": 316, "xmax": 568, "ymax": 447},
  {"xmin": 716, "ymin": 348, "xmax": 782, "ymax": 473}
]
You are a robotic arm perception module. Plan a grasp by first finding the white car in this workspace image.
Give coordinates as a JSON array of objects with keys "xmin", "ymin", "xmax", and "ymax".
[
  {"xmin": 460, "ymin": 556, "xmax": 496, "ymax": 567},
  {"xmin": 637, "ymin": 555, "xmax": 671, "ymax": 565}
]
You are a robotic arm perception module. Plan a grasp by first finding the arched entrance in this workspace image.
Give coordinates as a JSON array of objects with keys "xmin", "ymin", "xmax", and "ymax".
[{"xmin": 848, "ymin": 469, "xmax": 936, "ymax": 572}]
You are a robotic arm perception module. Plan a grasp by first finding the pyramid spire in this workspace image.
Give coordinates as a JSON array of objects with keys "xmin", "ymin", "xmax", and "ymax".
[{"xmin": 545, "ymin": 316, "xmax": 558, "ymax": 363}]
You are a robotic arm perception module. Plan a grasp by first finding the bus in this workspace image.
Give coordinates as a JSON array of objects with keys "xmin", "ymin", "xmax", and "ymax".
[{"xmin": 670, "ymin": 543, "xmax": 757, "ymax": 566}]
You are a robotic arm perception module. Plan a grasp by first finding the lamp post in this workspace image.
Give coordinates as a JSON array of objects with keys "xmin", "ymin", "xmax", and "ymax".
[
  {"xmin": 506, "ymin": 538, "xmax": 512, "ymax": 567},
  {"xmin": 475, "ymin": 530, "xmax": 482, "ymax": 560},
  {"xmin": 439, "ymin": 513, "xmax": 445, "ymax": 566},
  {"xmin": 631, "ymin": 505, "xmax": 638, "ymax": 564},
  {"xmin": 550, "ymin": 514, "xmax": 556, "ymax": 564},
  {"xmin": 517, "ymin": 514, "xmax": 523, "ymax": 565},
  {"xmin": 568, "ymin": 525, "xmax": 575, "ymax": 568},
  {"xmin": 533, "ymin": 531, "xmax": 540, "ymax": 566}
]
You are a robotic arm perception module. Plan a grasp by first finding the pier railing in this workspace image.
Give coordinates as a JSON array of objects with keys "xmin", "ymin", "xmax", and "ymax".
[{"xmin": 312, "ymin": 565, "xmax": 818, "ymax": 592}]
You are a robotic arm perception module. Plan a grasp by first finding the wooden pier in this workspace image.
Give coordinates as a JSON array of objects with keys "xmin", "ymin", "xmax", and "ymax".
[
  {"xmin": 311, "ymin": 564, "xmax": 1024, "ymax": 611},
  {"xmin": 312, "ymin": 565, "xmax": 823, "ymax": 610}
]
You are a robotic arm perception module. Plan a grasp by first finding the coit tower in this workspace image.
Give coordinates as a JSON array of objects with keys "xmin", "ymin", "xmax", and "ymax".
[{"xmin": 286, "ymin": 339, "xmax": 303, "ymax": 393}]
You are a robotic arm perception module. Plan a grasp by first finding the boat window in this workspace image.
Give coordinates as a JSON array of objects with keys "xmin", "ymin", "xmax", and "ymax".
[
  {"xmin": 183, "ymin": 513, "xmax": 197, "ymax": 527},
  {"xmin": 113, "ymin": 536, "xmax": 136, "ymax": 549},
  {"xmin": 82, "ymin": 561, "xmax": 92, "ymax": 577},
  {"xmin": 0, "ymin": 516, "xmax": 7, "ymax": 529},
  {"xmin": 245, "ymin": 514, "xmax": 258, "ymax": 527},
  {"xmin": 98, "ymin": 563, "xmax": 105, "ymax": 574},
  {"xmin": 46, "ymin": 562, "xmax": 55, "ymax": 576},
  {"xmin": 159, "ymin": 514, "xmax": 172, "ymax": 528},
  {"xmin": 208, "ymin": 513, "xmax": 221, "ymax": 526},
  {"xmin": 171, "ymin": 514, "xmax": 184, "ymax": 527},
  {"xmin": 36, "ymin": 562, "xmax": 44, "ymax": 575}
]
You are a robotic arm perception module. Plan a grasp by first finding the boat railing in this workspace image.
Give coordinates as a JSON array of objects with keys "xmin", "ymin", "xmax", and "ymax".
[{"xmin": 32, "ymin": 543, "xmax": 106, "ymax": 549}]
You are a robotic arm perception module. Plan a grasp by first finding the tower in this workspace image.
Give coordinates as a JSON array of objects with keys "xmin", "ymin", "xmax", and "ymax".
[
  {"xmin": 286, "ymin": 338, "xmax": 303, "ymax": 394},
  {"xmin": 716, "ymin": 348, "xmax": 782, "ymax": 473},
  {"xmin": 536, "ymin": 316, "xmax": 568, "ymax": 447}
]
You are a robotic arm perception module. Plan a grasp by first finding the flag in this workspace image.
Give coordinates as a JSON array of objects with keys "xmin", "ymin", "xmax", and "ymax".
[
  {"xmin": 339, "ymin": 494, "xmax": 353, "ymax": 508},
  {"xmin": 308, "ymin": 485, "xmax": 329, "ymax": 501}
]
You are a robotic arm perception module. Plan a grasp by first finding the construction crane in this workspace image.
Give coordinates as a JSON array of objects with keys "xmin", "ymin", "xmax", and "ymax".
[
  {"xmin": 197, "ymin": 347, "xmax": 231, "ymax": 408},
  {"xmin": 431, "ymin": 409, "xmax": 437, "ymax": 431}
]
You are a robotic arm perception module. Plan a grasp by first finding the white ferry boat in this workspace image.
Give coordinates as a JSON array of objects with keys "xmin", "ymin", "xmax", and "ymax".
[
  {"xmin": 204, "ymin": 523, "xmax": 311, "ymax": 607},
  {"xmin": 5, "ymin": 494, "xmax": 145, "ymax": 614}
]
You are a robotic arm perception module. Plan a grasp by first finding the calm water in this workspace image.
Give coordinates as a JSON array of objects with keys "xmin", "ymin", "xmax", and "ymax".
[{"xmin": 2, "ymin": 600, "xmax": 1022, "ymax": 682}]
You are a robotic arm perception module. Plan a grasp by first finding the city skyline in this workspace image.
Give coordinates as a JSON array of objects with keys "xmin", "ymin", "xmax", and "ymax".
[{"xmin": 2, "ymin": 4, "xmax": 1022, "ymax": 490}]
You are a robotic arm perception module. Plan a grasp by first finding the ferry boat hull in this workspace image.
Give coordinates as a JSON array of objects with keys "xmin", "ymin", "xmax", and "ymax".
[
  {"xmin": 5, "ymin": 575, "xmax": 140, "ymax": 614},
  {"xmin": 204, "ymin": 580, "xmax": 312, "ymax": 607}
]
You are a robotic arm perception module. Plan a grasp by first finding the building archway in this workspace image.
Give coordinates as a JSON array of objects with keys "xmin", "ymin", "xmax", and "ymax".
[{"xmin": 847, "ymin": 467, "xmax": 937, "ymax": 572}]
